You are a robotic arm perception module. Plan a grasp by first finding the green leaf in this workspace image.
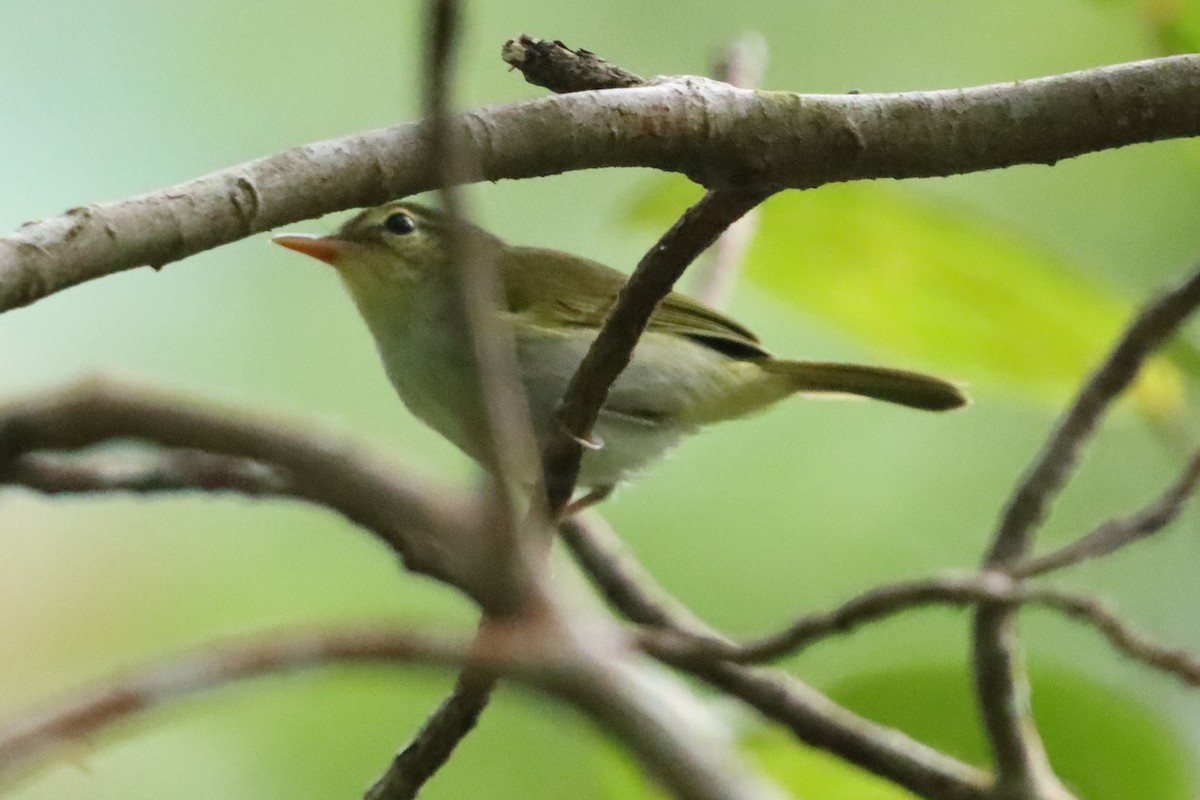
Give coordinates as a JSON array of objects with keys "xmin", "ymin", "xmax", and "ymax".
[
  {"xmin": 744, "ymin": 731, "xmax": 918, "ymax": 799},
  {"xmin": 831, "ymin": 663, "xmax": 1193, "ymax": 800},
  {"xmin": 593, "ymin": 662, "xmax": 1191, "ymax": 799},
  {"xmin": 623, "ymin": 176, "xmax": 1185, "ymax": 420},
  {"xmin": 591, "ymin": 709, "xmax": 920, "ymax": 800}
]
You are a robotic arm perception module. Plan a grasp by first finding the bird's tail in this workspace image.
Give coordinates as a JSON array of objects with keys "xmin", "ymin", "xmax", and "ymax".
[{"xmin": 761, "ymin": 360, "xmax": 968, "ymax": 411}]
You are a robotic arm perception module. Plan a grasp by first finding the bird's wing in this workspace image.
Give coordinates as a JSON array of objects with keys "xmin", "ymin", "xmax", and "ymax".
[{"xmin": 500, "ymin": 246, "xmax": 770, "ymax": 359}]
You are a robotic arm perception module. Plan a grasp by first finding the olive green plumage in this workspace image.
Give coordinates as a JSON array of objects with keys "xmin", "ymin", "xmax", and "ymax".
[{"xmin": 273, "ymin": 201, "xmax": 966, "ymax": 495}]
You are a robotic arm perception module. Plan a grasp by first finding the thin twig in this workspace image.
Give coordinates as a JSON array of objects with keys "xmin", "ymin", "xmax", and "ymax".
[
  {"xmin": 647, "ymin": 649, "xmax": 992, "ymax": 800},
  {"xmin": 423, "ymin": 0, "xmax": 539, "ymax": 523},
  {"xmin": 4, "ymin": 444, "xmax": 499, "ymax": 800},
  {"xmin": 541, "ymin": 187, "xmax": 770, "ymax": 513},
  {"xmin": 973, "ymin": 263, "xmax": 1200, "ymax": 799},
  {"xmin": 638, "ymin": 572, "xmax": 1200, "ymax": 688},
  {"xmin": 559, "ymin": 515, "xmax": 729, "ymax": 640},
  {"xmin": 14, "ymin": 455, "xmax": 1193, "ymax": 697},
  {"xmin": 987, "ymin": 266, "xmax": 1200, "ymax": 566},
  {"xmin": 362, "ymin": 6, "xmax": 543, "ymax": 797},
  {"xmin": 1032, "ymin": 590, "xmax": 1200, "ymax": 686},
  {"xmin": 678, "ymin": 572, "xmax": 1020, "ymax": 664},
  {"xmin": 562, "ymin": 653, "xmax": 794, "ymax": 800},
  {"xmin": 500, "ymin": 36, "xmax": 774, "ymax": 512},
  {"xmin": 364, "ymin": 671, "xmax": 497, "ymax": 800},
  {"xmin": 560, "ymin": 511, "xmax": 989, "ymax": 800},
  {"xmin": 1015, "ymin": 446, "xmax": 1200, "ymax": 578}
]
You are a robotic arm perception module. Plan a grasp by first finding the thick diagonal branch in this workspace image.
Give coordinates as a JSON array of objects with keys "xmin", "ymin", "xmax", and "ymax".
[{"xmin": 541, "ymin": 187, "xmax": 769, "ymax": 512}]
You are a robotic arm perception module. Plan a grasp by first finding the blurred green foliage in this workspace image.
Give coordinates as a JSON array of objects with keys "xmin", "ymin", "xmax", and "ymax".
[
  {"xmin": 831, "ymin": 664, "xmax": 1193, "ymax": 799},
  {"xmin": 1093, "ymin": 0, "xmax": 1200, "ymax": 53},
  {"xmin": 3, "ymin": 1, "xmax": 1200, "ymax": 799},
  {"xmin": 596, "ymin": 664, "xmax": 1193, "ymax": 799},
  {"xmin": 627, "ymin": 176, "xmax": 1186, "ymax": 418}
]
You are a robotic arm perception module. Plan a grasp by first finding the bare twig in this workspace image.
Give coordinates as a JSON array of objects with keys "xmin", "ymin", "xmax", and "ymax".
[
  {"xmin": 986, "ymin": 267, "xmax": 1200, "ymax": 567},
  {"xmin": 677, "ymin": 572, "xmax": 1020, "ymax": 664},
  {"xmin": 1015, "ymin": 446, "xmax": 1200, "ymax": 578},
  {"xmin": 360, "ymin": 7, "xmax": 546, "ymax": 797},
  {"xmin": 500, "ymin": 39, "xmax": 774, "ymax": 513},
  {"xmin": 4, "ymin": 57, "xmax": 1199, "ymax": 315},
  {"xmin": 973, "ymin": 263, "xmax": 1200, "ymax": 799},
  {"xmin": 648, "ymin": 650, "xmax": 992, "ymax": 800},
  {"xmin": 1031, "ymin": 590, "xmax": 1200, "ymax": 687},
  {"xmin": 364, "ymin": 671, "xmax": 497, "ymax": 800},
  {"xmin": 559, "ymin": 515, "xmax": 729, "ymax": 640},
  {"xmin": 6, "ymin": 440, "xmax": 500, "ymax": 800},
  {"xmin": 562, "ymin": 654, "xmax": 793, "ymax": 800},
  {"xmin": 499, "ymin": 37, "xmax": 773, "ymax": 513},
  {"xmin": 638, "ymin": 572, "xmax": 1200, "ymax": 689},
  {"xmin": 423, "ymin": 0, "xmax": 539, "ymax": 521},
  {"xmin": 541, "ymin": 187, "xmax": 770, "ymax": 513},
  {"xmin": 567, "ymin": 509, "xmax": 1196, "ymax": 794},
  {"xmin": 560, "ymin": 511, "xmax": 989, "ymax": 800}
]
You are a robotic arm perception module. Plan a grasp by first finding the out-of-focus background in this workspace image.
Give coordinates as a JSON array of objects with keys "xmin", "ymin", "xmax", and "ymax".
[{"xmin": 2, "ymin": 1, "xmax": 1200, "ymax": 798}]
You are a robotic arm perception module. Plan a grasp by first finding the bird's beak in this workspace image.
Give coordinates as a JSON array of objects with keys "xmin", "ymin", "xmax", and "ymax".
[{"xmin": 272, "ymin": 233, "xmax": 354, "ymax": 266}]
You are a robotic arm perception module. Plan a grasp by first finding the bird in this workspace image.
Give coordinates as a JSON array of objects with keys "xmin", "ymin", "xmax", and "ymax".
[{"xmin": 273, "ymin": 200, "xmax": 966, "ymax": 510}]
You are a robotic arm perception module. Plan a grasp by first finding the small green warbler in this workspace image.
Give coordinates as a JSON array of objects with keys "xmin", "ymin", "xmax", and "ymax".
[{"xmin": 273, "ymin": 201, "xmax": 965, "ymax": 503}]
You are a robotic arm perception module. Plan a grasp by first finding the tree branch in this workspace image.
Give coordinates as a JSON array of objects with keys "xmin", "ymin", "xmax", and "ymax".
[
  {"xmin": 560, "ymin": 512, "xmax": 989, "ymax": 800},
  {"xmin": 1014, "ymin": 446, "xmax": 1200, "ymax": 578},
  {"xmin": 541, "ymin": 187, "xmax": 769, "ymax": 512},
  {"xmin": 0, "ymin": 621, "xmax": 780, "ymax": 800},
  {"xmin": 425, "ymin": 3, "xmax": 541, "ymax": 515},
  {"xmin": 498, "ymin": 37, "xmax": 773, "ymax": 513},
  {"xmin": 357, "ymin": 6, "xmax": 518, "ymax": 797},
  {"xmin": 986, "ymin": 266, "xmax": 1200, "ymax": 568},
  {"xmin": 363, "ymin": 670, "xmax": 497, "ymax": 800},
  {"xmin": 649, "ymin": 652, "xmax": 992, "ymax": 800},
  {"xmin": 0, "ymin": 450, "xmax": 291, "ymax": 497},
  {"xmin": 0, "ymin": 377, "xmax": 516, "ymax": 609},
  {"xmin": 641, "ymin": 571, "xmax": 1200, "ymax": 689},
  {"xmin": 559, "ymin": 515, "xmax": 729, "ymax": 640},
  {"xmin": 0, "ymin": 625, "xmax": 472, "ymax": 781},
  {"xmin": 972, "ymin": 262, "xmax": 1200, "ymax": 799},
  {"xmin": 4, "ymin": 56, "xmax": 1199, "ymax": 314}
]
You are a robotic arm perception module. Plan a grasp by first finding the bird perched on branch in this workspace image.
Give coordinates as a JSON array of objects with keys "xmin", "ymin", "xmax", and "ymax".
[{"xmin": 274, "ymin": 201, "xmax": 966, "ymax": 509}]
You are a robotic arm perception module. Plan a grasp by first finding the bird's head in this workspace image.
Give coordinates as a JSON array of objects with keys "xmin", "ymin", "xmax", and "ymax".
[{"xmin": 272, "ymin": 200, "xmax": 486, "ymax": 289}]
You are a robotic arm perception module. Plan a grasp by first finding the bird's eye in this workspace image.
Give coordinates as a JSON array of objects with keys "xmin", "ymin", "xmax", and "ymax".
[{"xmin": 383, "ymin": 212, "xmax": 416, "ymax": 235}]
